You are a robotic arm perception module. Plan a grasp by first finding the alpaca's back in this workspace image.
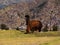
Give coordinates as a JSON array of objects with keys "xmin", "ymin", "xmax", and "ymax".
[{"xmin": 29, "ymin": 20, "xmax": 42, "ymax": 28}]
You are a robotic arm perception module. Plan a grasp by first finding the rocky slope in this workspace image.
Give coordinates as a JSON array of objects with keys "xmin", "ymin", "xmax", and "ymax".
[{"xmin": 0, "ymin": 0, "xmax": 60, "ymax": 29}]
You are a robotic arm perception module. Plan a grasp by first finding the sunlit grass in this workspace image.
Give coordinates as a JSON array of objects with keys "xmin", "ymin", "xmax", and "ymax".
[
  {"xmin": 40, "ymin": 37, "xmax": 60, "ymax": 45},
  {"xmin": 0, "ymin": 30, "xmax": 60, "ymax": 45}
]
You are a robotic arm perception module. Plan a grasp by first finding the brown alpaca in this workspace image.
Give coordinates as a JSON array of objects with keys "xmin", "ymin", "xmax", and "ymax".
[{"xmin": 25, "ymin": 15, "xmax": 43, "ymax": 34}]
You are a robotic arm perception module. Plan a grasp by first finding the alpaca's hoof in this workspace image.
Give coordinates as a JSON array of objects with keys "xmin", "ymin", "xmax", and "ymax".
[{"xmin": 24, "ymin": 32, "xmax": 29, "ymax": 34}]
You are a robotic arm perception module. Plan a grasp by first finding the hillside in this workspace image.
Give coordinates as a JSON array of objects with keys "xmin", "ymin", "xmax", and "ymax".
[{"xmin": 0, "ymin": 0, "xmax": 60, "ymax": 29}]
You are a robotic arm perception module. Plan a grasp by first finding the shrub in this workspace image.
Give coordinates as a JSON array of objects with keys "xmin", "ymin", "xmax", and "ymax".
[
  {"xmin": 5, "ymin": 27, "xmax": 9, "ymax": 30},
  {"xmin": 16, "ymin": 27, "xmax": 20, "ymax": 30},
  {"xmin": 43, "ymin": 24, "xmax": 48, "ymax": 32},
  {"xmin": 0, "ymin": 24, "xmax": 9, "ymax": 30},
  {"xmin": 0, "ymin": 24, "xmax": 6, "ymax": 30},
  {"xmin": 52, "ymin": 24, "xmax": 58, "ymax": 31}
]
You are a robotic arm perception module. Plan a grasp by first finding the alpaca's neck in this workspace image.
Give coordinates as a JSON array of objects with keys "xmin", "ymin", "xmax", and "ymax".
[{"xmin": 26, "ymin": 18, "xmax": 30, "ymax": 25}]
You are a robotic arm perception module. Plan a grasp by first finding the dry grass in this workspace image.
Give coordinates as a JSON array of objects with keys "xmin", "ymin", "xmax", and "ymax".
[
  {"xmin": 0, "ymin": 37, "xmax": 60, "ymax": 45},
  {"xmin": 0, "ymin": 30, "xmax": 60, "ymax": 45}
]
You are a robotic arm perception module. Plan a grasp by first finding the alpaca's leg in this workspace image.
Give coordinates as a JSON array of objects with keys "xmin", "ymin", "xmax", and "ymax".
[
  {"xmin": 25, "ymin": 29, "xmax": 30, "ymax": 34},
  {"xmin": 31, "ymin": 29, "xmax": 34, "ymax": 33},
  {"xmin": 38, "ymin": 27, "xmax": 41, "ymax": 32},
  {"xmin": 25, "ymin": 25, "xmax": 30, "ymax": 34}
]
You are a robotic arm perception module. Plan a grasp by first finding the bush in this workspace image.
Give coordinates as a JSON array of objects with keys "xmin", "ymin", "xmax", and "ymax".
[
  {"xmin": 52, "ymin": 24, "xmax": 58, "ymax": 31},
  {"xmin": 43, "ymin": 24, "xmax": 48, "ymax": 32},
  {"xmin": 16, "ymin": 27, "xmax": 20, "ymax": 30},
  {"xmin": 5, "ymin": 27, "xmax": 9, "ymax": 30},
  {"xmin": 0, "ymin": 24, "xmax": 9, "ymax": 30}
]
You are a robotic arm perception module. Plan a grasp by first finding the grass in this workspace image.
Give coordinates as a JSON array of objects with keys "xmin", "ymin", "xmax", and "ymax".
[
  {"xmin": 0, "ymin": 30, "xmax": 60, "ymax": 45},
  {"xmin": 40, "ymin": 37, "xmax": 60, "ymax": 45}
]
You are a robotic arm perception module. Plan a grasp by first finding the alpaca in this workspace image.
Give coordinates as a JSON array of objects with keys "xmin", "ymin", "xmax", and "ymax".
[{"xmin": 25, "ymin": 15, "xmax": 43, "ymax": 34}]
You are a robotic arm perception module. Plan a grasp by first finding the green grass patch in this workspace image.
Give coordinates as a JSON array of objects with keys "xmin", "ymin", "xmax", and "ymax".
[
  {"xmin": 0, "ymin": 30, "xmax": 60, "ymax": 38},
  {"xmin": 40, "ymin": 37, "xmax": 60, "ymax": 45},
  {"xmin": 0, "ymin": 30, "xmax": 60, "ymax": 45},
  {"xmin": 34, "ymin": 31, "xmax": 60, "ymax": 37}
]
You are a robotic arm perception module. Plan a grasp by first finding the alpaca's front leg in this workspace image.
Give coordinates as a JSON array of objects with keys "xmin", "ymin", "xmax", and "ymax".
[
  {"xmin": 25, "ymin": 25, "xmax": 30, "ymax": 34},
  {"xmin": 27, "ymin": 25, "xmax": 30, "ymax": 32}
]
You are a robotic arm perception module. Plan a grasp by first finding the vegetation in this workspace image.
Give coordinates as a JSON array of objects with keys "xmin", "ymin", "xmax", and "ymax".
[
  {"xmin": 42, "ymin": 24, "xmax": 48, "ymax": 32},
  {"xmin": 0, "ymin": 24, "xmax": 9, "ymax": 30},
  {"xmin": 16, "ymin": 27, "xmax": 20, "ymax": 30},
  {"xmin": 0, "ymin": 30, "xmax": 60, "ymax": 45},
  {"xmin": 52, "ymin": 24, "xmax": 58, "ymax": 31},
  {"xmin": 0, "ymin": 30, "xmax": 60, "ymax": 38}
]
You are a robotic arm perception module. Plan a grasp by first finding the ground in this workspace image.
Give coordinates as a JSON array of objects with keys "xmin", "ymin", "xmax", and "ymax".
[{"xmin": 0, "ymin": 30, "xmax": 60, "ymax": 45}]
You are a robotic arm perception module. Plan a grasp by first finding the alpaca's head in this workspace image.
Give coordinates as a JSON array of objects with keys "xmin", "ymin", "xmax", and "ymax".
[{"xmin": 25, "ymin": 15, "xmax": 30, "ymax": 25}]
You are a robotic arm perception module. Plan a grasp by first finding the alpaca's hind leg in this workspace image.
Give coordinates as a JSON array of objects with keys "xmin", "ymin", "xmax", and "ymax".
[
  {"xmin": 31, "ymin": 30, "xmax": 34, "ymax": 33},
  {"xmin": 38, "ymin": 27, "xmax": 41, "ymax": 32}
]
